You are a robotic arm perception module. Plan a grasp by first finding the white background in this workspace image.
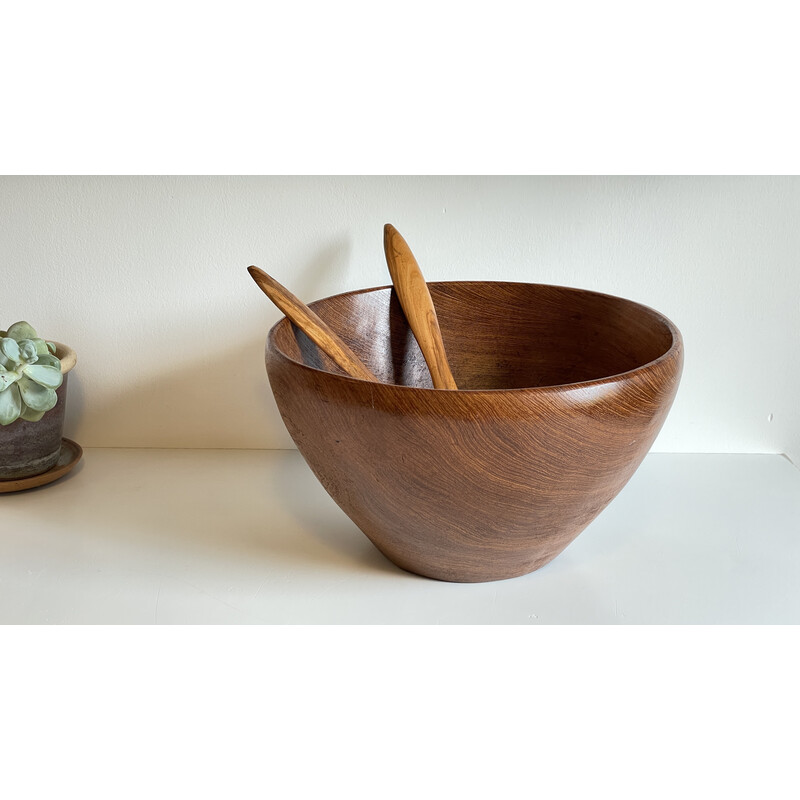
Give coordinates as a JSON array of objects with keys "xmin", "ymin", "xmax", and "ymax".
[
  {"xmin": 3, "ymin": 3, "xmax": 800, "ymax": 795},
  {"xmin": 2, "ymin": 175, "xmax": 798, "ymax": 460}
]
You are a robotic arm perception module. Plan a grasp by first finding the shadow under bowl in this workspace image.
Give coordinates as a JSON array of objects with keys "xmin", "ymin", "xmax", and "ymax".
[{"xmin": 265, "ymin": 281, "xmax": 683, "ymax": 582}]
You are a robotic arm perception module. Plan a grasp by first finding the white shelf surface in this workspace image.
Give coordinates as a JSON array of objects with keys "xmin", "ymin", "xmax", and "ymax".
[{"xmin": 2, "ymin": 449, "xmax": 798, "ymax": 624}]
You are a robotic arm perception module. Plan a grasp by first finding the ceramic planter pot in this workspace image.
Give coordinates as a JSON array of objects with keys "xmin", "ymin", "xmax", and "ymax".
[
  {"xmin": 0, "ymin": 342, "xmax": 77, "ymax": 480},
  {"xmin": 265, "ymin": 281, "xmax": 683, "ymax": 583}
]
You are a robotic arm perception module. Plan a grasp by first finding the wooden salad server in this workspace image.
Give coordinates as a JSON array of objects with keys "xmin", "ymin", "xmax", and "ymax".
[
  {"xmin": 383, "ymin": 224, "xmax": 458, "ymax": 390},
  {"xmin": 247, "ymin": 266, "xmax": 379, "ymax": 382}
]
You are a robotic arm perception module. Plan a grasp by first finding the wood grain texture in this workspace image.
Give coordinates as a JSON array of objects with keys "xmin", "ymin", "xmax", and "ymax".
[
  {"xmin": 265, "ymin": 281, "xmax": 683, "ymax": 582},
  {"xmin": 383, "ymin": 224, "xmax": 458, "ymax": 390},
  {"xmin": 248, "ymin": 266, "xmax": 378, "ymax": 382}
]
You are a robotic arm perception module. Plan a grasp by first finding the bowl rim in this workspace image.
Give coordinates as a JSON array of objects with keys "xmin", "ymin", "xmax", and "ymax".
[{"xmin": 267, "ymin": 280, "xmax": 683, "ymax": 395}]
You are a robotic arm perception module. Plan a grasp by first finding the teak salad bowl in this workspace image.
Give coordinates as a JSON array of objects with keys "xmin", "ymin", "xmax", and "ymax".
[{"xmin": 265, "ymin": 281, "xmax": 683, "ymax": 583}]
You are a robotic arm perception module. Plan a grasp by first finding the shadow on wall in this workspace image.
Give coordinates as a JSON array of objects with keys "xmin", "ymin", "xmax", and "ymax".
[
  {"xmin": 63, "ymin": 367, "xmax": 86, "ymax": 444},
  {"xmin": 274, "ymin": 237, "xmax": 357, "ymax": 301},
  {"xmin": 72, "ymin": 338, "xmax": 287, "ymax": 449},
  {"xmin": 63, "ymin": 240, "xmax": 363, "ymax": 449}
]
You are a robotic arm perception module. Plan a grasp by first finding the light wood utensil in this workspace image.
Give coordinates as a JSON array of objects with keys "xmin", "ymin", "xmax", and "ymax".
[
  {"xmin": 247, "ymin": 266, "xmax": 378, "ymax": 382},
  {"xmin": 383, "ymin": 224, "xmax": 458, "ymax": 390}
]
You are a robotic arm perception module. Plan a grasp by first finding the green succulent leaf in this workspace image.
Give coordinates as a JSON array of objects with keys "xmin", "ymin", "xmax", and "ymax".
[
  {"xmin": 1, "ymin": 337, "xmax": 21, "ymax": 363},
  {"xmin": 22, "ymin": 363, "xmax": 62, "ymax": 389},
  {"xmin": 7, "ymin": 321, "xmax": 38, "ymax": 341},
  {"xmin": 17, "ymin": 375, "xmax": 57, "ymax": 412},
  {"xmin": 18, "ymin": 340, "xmax": 38, "ymax": 363},
  {"xmin": 0, "ymin": 325, "xmax": 64, "ymax": 423},
  {"xmin": 0, "ymin": 382, "xmax": 22, "ymax": 425},
  {"xmin": 19, "ymin": 403, "xmax": 46, "ymax": 422},
  {"xmin": 0, "ymin": 367, "xmax": 20, "ymax": 391},
  {"xmin": 34, "ymin": 353, "xmax": 61, "ymax": 370}
]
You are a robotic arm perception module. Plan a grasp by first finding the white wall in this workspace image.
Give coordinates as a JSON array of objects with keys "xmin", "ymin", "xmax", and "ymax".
[{"xmin": 1, "ymin": 176, "xmax": 797, "ymax": 460}]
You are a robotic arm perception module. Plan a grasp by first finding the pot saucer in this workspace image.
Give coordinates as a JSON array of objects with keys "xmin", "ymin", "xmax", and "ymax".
[{"xmin": 0, "ymin": 438, "xmax": 83, "ymax": 493}]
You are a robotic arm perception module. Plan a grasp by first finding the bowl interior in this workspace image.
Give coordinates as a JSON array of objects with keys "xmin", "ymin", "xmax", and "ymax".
[{"xmin": 270, "ymin": 281, "xmax": 677, "ymax": 390}]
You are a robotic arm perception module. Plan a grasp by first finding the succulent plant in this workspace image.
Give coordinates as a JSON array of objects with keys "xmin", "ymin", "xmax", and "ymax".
[{"xmin": 0, "ymin": 321, "xmax": 62, "ymax": 426}]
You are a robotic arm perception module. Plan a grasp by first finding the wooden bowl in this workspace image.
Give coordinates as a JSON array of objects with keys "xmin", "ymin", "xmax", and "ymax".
[{"xmin": 265, "ymin": 281, "xmax": 683, "ymax": 582}]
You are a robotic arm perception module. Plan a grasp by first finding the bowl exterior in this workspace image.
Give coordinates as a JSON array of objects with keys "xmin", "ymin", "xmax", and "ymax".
[{"xmin": 265, "ymin": 331, "xmax": 683, "ymax": 583}]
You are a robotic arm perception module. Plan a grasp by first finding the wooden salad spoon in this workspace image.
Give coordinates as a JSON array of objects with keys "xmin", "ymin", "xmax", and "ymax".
[
  {"xmin": 247, "ymin": 265, "xmax": 379, "ymax": 382},
  {"xmin": 383, "ymin": 224, "xmax": 458, "ymax": 390}
]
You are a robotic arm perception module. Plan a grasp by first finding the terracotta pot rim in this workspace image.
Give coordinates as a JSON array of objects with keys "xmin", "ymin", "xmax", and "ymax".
[
  {"xmin": 267, "ymin": 280, "xmax": 683, "ymax": 395},
  {"xmin": 51, "ymin": 342, "xmax": 77, "ymax": 375}
]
